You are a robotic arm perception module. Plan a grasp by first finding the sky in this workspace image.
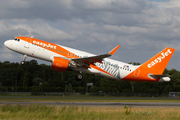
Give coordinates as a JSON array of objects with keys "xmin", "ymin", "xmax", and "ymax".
[{"xmin": 1, "ymin": 0, "xmax": 180, "ymax": 70}]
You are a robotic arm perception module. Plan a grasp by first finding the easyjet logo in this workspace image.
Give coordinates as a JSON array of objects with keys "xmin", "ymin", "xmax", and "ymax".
[
  {"xmin": 33, "ymin": 40, "xmax": 56, "ymax": 49},
  {"xmin": 147, "ymin": 49, "xmax": 172, "ymax": 68}
]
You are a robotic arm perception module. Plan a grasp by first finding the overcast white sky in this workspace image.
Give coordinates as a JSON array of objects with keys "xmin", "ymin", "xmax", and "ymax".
[{"xmin": 1, "ymin": 0, "xmax": 180, "ymax": 70}]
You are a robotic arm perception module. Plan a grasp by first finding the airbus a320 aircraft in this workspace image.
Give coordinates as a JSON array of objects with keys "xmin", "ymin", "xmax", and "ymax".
[{"xmin": 4, "ymin": 36, "xmax": 175, "ymax": 82}]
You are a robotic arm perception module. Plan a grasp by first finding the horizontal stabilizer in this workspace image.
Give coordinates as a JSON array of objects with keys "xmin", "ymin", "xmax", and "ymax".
[
  {"xmin": 149, "ymin": 74, "xmax": 171, "ymax": 82},
  {"xmin": 149, "ymin": 74, "xmax": 171, "ymax": 79}
]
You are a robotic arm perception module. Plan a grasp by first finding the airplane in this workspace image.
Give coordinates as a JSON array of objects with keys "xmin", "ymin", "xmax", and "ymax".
[{"xmin": 4, "ymin": 36, "xmax": 175, "ymax": 82}]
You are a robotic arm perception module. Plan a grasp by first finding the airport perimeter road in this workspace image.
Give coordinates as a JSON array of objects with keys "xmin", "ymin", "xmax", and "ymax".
[{"xmin": 0, "ymin": 101, "xmax": 180, "ymax": 108}]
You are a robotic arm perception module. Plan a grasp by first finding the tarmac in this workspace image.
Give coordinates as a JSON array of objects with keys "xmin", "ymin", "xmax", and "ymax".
[
  {"xmin": 0, "ymin": 96, "xmax": 180, "ymax": 108},
  {"xmin": 0, "ymin": 101, "xmax": 179, "ymax": 108}
]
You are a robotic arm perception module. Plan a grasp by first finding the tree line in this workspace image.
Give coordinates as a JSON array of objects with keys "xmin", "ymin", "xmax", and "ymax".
[{"xmin": 0, "ymin": 60, "xmax": 179, "ymax": 95}]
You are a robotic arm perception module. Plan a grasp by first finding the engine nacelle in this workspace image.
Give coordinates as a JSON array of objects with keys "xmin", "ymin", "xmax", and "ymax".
[{"xmin": 52, "ymin": 57, "xmax": 70, "ymax": 72}]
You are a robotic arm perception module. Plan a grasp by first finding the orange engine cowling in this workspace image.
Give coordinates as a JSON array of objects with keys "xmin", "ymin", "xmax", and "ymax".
[{"xmin": 52, "ymin": 57, "xmax": 70, "ymax": 72}]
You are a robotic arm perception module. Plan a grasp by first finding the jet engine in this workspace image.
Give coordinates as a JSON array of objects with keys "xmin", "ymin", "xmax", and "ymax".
[{"xmin": 52, "ymin": 57, "xmax": 71, "ymax": 72}]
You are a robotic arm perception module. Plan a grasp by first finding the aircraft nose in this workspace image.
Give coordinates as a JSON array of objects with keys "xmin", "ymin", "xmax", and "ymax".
[
  {"xmin": 4, "ymin": 41, "xmax": 8, "ymax": 47},
  {"xmin": 4, "ymin": 40, "xmax": 12, "ymax": 48},
  {"xmin": 4, "ymin": 41, "xmax": 9, "ymax": 47}
]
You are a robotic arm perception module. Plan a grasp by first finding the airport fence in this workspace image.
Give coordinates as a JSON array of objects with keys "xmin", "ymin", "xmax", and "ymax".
[
  {"xmin": 89, "ymin": 92, "xmax": 170, "ymax": 97},
  {"xmin": 0, "ymin": 86, "xmax": 173, "ymax": 97},
  {"xmin": 0, "ymin": 92, "xmax": 171, "ymax": 97}
]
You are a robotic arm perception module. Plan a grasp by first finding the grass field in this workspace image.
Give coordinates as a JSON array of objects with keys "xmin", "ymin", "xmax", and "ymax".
[
  {"xmin": 0, "ymin": 96, "xmax": 180, "ymax": 119},
  {"xmin": 0, "ymin": 104, "xmax": 179, "ymax": 120}
]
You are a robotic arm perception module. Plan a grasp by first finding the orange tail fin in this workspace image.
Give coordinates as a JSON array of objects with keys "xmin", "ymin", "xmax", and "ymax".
[{"xmin": 140, "ymin": 47, "xmax": 175, "ymax": 74}]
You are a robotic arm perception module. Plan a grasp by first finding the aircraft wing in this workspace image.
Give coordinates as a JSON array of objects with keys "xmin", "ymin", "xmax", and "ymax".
[{"xmin": 71, "ymin": 45, "xmax": 120, "ymax": 67}]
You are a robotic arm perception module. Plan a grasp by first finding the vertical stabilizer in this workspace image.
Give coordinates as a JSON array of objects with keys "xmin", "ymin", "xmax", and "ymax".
[
  {"xmin": 140, "ymin": 47, "xmax": 175, "ymax": 74},
  {"xmin": 122, "ymin": 47, "xmax": 175, "ymax": 82}
]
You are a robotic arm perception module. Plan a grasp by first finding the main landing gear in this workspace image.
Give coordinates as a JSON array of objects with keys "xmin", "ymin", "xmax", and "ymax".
[
  {"xmin": 76, "ymin": 72, "xmax": 83, "ymax": 80},
  {"xmin": 21, "ymin": 55, "xmax": 27, "ymax": 65},
  {"xmin": 77, "ymin": 74, "xmax": 83, "ymax": 80}
]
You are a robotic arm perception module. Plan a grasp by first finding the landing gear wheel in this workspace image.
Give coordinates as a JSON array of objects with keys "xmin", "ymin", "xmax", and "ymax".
[
  {"xmin": 76, "ymin": 74, "xmax": 83, "ymax": 80},
  {"xmin": 21, "ymin": 55, "xmax": 27, "ymax": 65},
  {"xmin": 20, "ymin": 61, "xmax": 25, "ymax": 65}
]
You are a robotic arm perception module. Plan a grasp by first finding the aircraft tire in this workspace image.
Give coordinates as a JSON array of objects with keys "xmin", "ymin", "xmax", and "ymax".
[
  {"xmin": 77, "ymin": 74, "xmax": 83, "ymax": 80},
  {"xmin": 20, "ymin": 61, "xmax": 24, "ymax": 65}
]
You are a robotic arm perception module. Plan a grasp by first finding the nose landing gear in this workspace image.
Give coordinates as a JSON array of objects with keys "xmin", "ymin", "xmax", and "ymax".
[{"xmin": 21, "ymin": 55, "xmax": 27, "ymax": 65}]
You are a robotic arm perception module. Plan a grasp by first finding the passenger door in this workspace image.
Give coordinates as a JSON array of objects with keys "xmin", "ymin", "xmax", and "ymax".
[{"xmin": 24, "ymin": 38, "xmax": 31, "ymax": 48}]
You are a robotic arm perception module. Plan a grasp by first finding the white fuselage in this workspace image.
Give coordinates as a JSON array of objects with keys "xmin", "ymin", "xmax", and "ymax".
[{"xmin": 4, "ymin": 39, "xmax": 139, "ymax": 80}]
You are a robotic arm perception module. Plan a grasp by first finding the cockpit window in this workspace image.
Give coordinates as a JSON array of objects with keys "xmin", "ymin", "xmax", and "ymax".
[{"xmin": 14, "ymin": 38, "xmax": 20, "ymax": 41}]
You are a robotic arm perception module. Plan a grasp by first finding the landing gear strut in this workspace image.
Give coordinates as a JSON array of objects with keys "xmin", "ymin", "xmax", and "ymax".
[{"xmin": 21, "ymin": 55, "xmax": 27, "ymax": 65}]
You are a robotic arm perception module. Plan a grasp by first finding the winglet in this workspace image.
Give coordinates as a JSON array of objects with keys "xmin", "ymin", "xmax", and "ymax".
[{"xmin": 109, "ymin": 45, "xmax": 120, "ymax": 55}]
